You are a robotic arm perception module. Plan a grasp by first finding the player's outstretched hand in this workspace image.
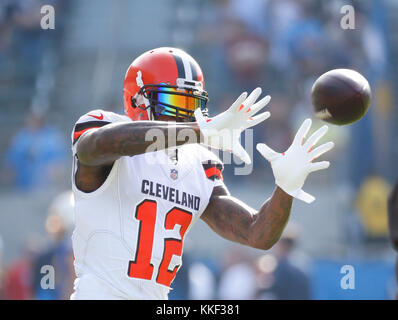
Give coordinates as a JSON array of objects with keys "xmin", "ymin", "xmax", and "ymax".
[
  {"xmin": 195, "ymin": 87, "xmax": 271, "ymax": 164},
  {"xmin": 256, "ymin": 119, "xmax": 334, "ymax": 203}
]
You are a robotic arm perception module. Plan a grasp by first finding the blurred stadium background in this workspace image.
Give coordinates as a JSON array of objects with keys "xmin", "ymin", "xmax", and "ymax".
[{"xmin": 0, "ymin": 0, "xmax": 397, "ymax": 300}]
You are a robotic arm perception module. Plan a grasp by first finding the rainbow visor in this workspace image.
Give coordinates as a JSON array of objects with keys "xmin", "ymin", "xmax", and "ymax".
[{"xmin": 145, "ymin": 84, "xmax": 208, "ymax": 120}]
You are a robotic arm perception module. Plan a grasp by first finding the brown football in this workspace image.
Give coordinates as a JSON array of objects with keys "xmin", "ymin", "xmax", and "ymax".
[{"xmin": 310, "ymin": 69, "xmax": 371, "ymax": 125}]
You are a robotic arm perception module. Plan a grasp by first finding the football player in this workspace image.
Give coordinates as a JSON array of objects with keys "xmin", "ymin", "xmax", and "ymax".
[{"xmin": 70, "ymin": 47, "xmax": 334, "ymax": 299}]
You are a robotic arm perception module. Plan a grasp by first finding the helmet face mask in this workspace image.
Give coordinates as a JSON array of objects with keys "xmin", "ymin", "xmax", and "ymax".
[
  {"xmin": 135, "ymin": 84, "xmax": 209, "ymax": 122},
  {"xmin": 123, "ymin": 47, "xmax": 208, "ymax": 122}
]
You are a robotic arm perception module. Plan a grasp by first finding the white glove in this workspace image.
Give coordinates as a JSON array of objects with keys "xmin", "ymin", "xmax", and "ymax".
[
  {"xmin": 256, "ymin": 119, "xmax": 334, "ymax": 203},
  {"xmin": 195, "ymin": 87, "xmax": 271, "ymax": 164}
]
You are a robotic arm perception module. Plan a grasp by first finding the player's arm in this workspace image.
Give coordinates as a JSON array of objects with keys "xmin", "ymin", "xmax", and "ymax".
[
  {"xmin": 202, "ymin": 119, "xmax": 334, "ymax": 250},
  {"xmin": 77, "ymin": 88, "xmax": 270, "ymax": 166},
  {"xmin": 76, "ymin": 120, "xmax": 202, "ymax": 166},
  {"xmin": 201, "ymin": 185, "xmax": 292, "ymax": 250}
]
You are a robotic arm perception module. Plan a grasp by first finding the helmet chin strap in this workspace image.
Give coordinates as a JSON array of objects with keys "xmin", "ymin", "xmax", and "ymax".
[
  {"xmin": 132, "ymin": 93, "xmax": 153, "ymax": 120},
  {"xmin": 146, "ymin": 101, "xmax": 154, "ymax": 121},
  {"xmin": 136, "ymin": 70, "xmax": 153, "ymax": 120}
]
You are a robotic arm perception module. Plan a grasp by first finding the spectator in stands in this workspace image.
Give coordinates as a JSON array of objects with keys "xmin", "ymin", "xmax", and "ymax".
[
  {"xmin": 32, "ymin": 190, "xmax": 75, "ymax": 299},
  {"xmin": 8, "ymin": 0, "xmax": 47, "ymax": 76},
  {"xmin": 188, "ymin": 260, "xmax": 217, "ymax": 300},
  {"xmin": 1, "ymin": 236, "xmax": 40, "ymax": 300},
  {"xmin": 256, "ymin": 224, "xmax": 312, "ymax": 300},
  {"xmin": 217, "ymin": 248, "xmax": 257, "ymax": 299},
  {"xmin": 2, "ymin": 112, "xmax": 67, "ymax": 192},
  {"xmin": 0, "ymin": 1, "xmax": 12, "ymax": 55}
]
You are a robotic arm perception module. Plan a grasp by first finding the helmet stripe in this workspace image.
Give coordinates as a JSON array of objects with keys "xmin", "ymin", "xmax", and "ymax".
[
  {"xmin": 172, "ymin": 54, "xmax": 185, "ymax": 79},
  {"xmin": 189, "ymin": 61, "xmax": 198, "ymax": 81},
  {"xmin": 181, "ymin": 56, "xmax": 192, "ymax": 80},
  {"xmin": 172, "ymin": 53, "xmax": 195, "ymax": 81}
]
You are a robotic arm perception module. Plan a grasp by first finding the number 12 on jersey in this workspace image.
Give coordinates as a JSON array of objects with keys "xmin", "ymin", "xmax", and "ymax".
[{"xmin": 127, "ymin": 199, "xmax": 192, "ymax": 287}]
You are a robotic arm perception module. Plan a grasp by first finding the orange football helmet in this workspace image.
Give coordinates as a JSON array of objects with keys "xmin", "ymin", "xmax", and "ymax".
[{"xmin": 123, "ymin": 47, "xmax": 209, "ymax": 122}]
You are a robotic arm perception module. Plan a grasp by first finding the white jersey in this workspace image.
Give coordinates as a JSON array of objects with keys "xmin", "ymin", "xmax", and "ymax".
[{"xmin": 70, "ymin": 110, "xmax": 224, "ymax": 300}]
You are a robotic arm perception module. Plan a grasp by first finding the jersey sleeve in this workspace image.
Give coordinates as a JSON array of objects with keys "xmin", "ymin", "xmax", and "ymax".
[
  {"xmin": 71, "ymin": 109, "xmax": 121, "ymax": 155},
  {"xmin": 198, "ymin": 146, "xmax": 225, "ymax": 188}
]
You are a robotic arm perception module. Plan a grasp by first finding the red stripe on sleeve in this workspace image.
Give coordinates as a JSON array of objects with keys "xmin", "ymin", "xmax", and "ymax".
[
  {"xmin": 73, "ymin": 127, "xmax": 100, "ymax": 140},
  {"xmin": 205, "ymin": 167, "xmax": 223, "ymax": 181}
]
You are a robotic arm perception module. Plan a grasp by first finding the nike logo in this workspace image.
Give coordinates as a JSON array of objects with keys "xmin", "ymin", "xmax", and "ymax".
[{"xmin": 88, "ymin": 113, "xmax": 104, "ymax": 120}]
